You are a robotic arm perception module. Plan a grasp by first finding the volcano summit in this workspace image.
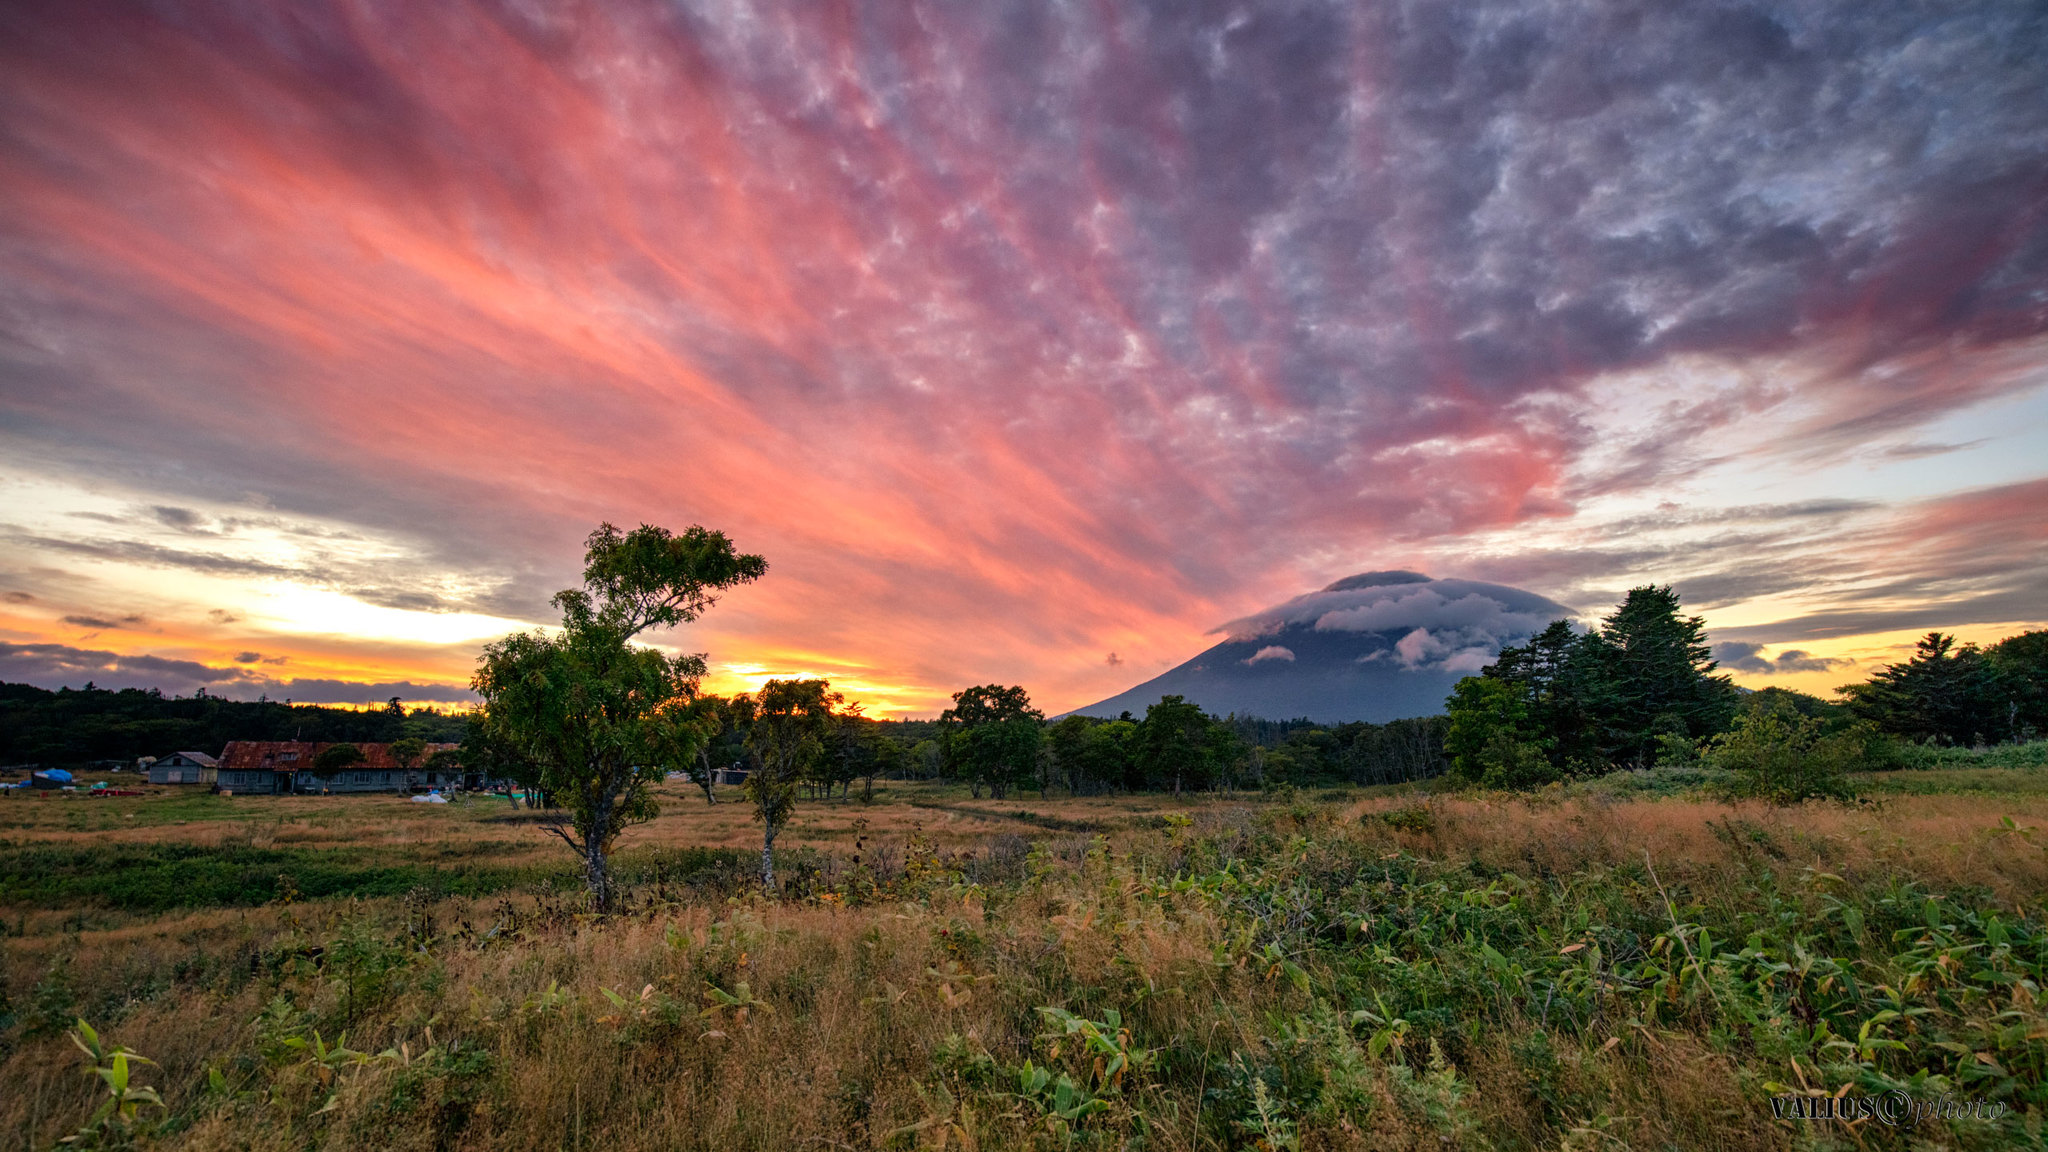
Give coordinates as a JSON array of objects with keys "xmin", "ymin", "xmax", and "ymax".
[{"xmin": 1073, "ymin": 572, "xmax": 1574, "ymax": 723}]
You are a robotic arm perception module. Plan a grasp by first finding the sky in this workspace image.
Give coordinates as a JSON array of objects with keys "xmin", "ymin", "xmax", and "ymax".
[{"xmin": 1, "ymin": 0, "xmax": 2045, "ymax": 717}]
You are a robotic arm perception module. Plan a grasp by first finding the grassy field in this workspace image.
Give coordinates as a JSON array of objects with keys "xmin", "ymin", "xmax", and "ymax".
[{"xmin": 2, "ymin": 766, "xmax": 2045, "ymax": 1150}]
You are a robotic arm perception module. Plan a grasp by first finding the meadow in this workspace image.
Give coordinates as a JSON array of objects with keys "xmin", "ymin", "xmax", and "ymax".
[{"xmin": 2, "ymin": 761, "xmax": 2045, "ymax": 1150}]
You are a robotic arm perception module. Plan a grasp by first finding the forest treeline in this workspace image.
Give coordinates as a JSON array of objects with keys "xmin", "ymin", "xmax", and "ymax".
[
  {"xmin": 7, "ymin": 589, "xmax": 2043, "ymax": 801},
  {"xmin": 673, "ymin": 587, "xmax": 2048, "ymax": 806},
  {"xmin": 1441, "ymin": 585, "xmax": 2048, "ymax": 798},
  {"xmin": 0, "ymin": 686, "xmax": 468, "ymax": 768},
  {"xmin": 677, "ymin": 691, "xmax": 1452, "ymax": 803}
]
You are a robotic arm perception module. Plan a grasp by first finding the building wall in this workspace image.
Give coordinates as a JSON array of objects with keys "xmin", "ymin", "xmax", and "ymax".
[
  {"xmin": 297, "ymin": 770, "xmax": 410, "ymax": 793},
  {"xmin": 149, "ymin": 756, "xmax": 217, "ymax": 785}
]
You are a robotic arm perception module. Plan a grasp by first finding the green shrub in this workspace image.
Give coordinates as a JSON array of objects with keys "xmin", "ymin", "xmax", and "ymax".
[
  {"xmin": 1704, "ymin": 697, "xmax": 1871, "ymax": 802},
  {"xmin": 1890, "ymin": 739, "xmax": 2048, "ymax": 771}
]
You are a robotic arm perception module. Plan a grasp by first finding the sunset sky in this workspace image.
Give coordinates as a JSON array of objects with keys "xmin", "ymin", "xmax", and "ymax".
[{"xmin": 2, "ymin": 1, "xmax": 2045, "ymax": 717}]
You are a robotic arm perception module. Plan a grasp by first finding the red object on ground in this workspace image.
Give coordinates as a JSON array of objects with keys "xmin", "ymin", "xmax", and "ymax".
[{"xmin": 89, "ymin": 789, "xmax": 145, "ymax": 797}]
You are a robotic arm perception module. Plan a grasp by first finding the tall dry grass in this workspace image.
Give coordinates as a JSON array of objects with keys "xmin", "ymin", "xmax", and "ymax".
[{"xmin": 2, "ymin": 783, "xmax": 2043, "ymax": 1149}]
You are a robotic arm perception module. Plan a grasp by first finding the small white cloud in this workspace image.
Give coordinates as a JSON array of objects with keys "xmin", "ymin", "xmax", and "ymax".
[
  {"xmin": 1394, "ymin": 628, "xmax": 1441, "ymax": 667},
  {"xmin": 1441, "ymin": 647, "xmax": 1493, "ymax": 673},
  {"xmin": 1244, "ymin": 645, "xmax": 1296, "ymax": 665}
]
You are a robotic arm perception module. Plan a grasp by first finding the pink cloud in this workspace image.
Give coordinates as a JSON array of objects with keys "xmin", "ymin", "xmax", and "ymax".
[{"xmin": 0, "ymin": 1, "xmax": 2042, "ymax": 713}]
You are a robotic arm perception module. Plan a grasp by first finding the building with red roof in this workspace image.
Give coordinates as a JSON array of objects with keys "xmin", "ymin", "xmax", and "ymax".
[{"xmin": 215, "ymin": 740, "xmax": 461, "ymax": 794}]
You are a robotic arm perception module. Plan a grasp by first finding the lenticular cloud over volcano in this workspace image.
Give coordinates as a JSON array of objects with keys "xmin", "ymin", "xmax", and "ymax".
[
  {"xmin": 1076, "ymin": 573, "xmax": 1574, "ymax": 723},
  {"xmin": 1221, "ymin": 571, "xmax": 1567, "ymax": 671}
]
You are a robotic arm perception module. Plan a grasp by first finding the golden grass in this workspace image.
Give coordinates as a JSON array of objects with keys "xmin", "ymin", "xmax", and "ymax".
[{"xmin": 3, "ymin": 779, "xmax": 2043, "ymax": 1149}]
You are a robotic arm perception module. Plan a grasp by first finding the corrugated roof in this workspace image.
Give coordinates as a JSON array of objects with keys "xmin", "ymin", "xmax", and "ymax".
[
  {"xmin": 173, "ymin": 751, "xmax": 219, "ymax": 767},
  {"xmin": 216, "ymin": 741, "xmax": 457, "ymax": 773}
]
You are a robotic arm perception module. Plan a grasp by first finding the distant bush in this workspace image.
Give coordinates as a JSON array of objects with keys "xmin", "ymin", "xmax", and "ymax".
[
  {"xmin": 1374, "ymin": 803, "xmax": 1436, "ymax": 833},
  {"xmin": 1889, "ymin": 739, "xmax": 2048, "ymax": 772},
  {"xmin": 1572, "ymin": 764, "xmax": 1740, "ymax": 799},
  {"xmin": 1703, "ymin": 697, "xmax": 1885, "ymax": 802}
]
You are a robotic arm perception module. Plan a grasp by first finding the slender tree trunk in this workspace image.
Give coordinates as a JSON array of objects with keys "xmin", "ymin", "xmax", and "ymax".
[
  {"xmin": 694, "ymin": 749, "xmax": 719, "ymax": 804},
  {"xmin": 584, "ymin": 836, "xmax": 613, "ymax": 912},
  {"xmin": 583, "ymin": 785, "xmax": 616, "ymax": 912},
  {"xmin": 760, "ymin": 822, "xmax": 777, "ymax": 890}
]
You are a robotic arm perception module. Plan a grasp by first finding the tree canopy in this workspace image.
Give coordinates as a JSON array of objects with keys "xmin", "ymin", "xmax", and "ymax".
[
  {"xmin": 470, "ymin": 522, "xmax": 765, "ymax": 910},
  {"xmin": 0, "ymin": 684, "xmax": 466, "ymax": 768},
  {"xmin": 1843, "ymin": 630, "xmax": 2047, "ymax": 744},
  {"xmin": 939, "ymin": 685, "xmax": 1044, "ymax": 799},
  {"xmin": 736, "ymin": 678, "xmax": 842, "ymax": 887},
  {"xmin": 312, "ymin": 742, "xmax": 366, "ymax": 775},
  {"xmin": 1451, "ymin": 584, "xmax": 1738, "ymax": 778}
]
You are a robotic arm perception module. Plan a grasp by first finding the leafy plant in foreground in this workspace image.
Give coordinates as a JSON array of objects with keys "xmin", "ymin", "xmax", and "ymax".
[{"xmin": 63, "ymin": 1020, "xmax": 163, "ymax": 1148}]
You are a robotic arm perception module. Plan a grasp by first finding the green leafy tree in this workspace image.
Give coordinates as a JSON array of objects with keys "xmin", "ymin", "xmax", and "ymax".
[
  {"xmin": 738, "ymin": 679, "xmax": 840, "ymax": 888},
  {"xmin": 1484, "ymin": 619, "xmax": 1600, "ymax": 770},
  {"xmin": 686, "ymin": 695, "xmax": 744, "ymax": 806},
  {"xmin": 908, "ymin": 738, "xmax": 944, "ymax": 780},
  {"xmin": 1046, "ymin": 715, "xmax": 1096, "ymax": 795},
  {"xmin": 389, "ymin": 736, "xmax": 427, "ymax": 786},
  {"xmin": 1987, "ymin": 630, "xmax": 2048, "ymax": 740},
  {"xmin": 421, "ymin": 746, "xmax": 464, "ymax": 787},
  {"xmin": 1044, "ymin": 713, "xmax": 1141, "ymax": 794},
  {"xmin": 1089, "ymin": 718, "xmax": 1141, "ymax": 792},
  {"xmin": 1136, "ymin": 695, "xmax": 1225, "ymax": 795},
  {"xmin": 940, "ymin": 685, "xmax": 1044, "ymax": 799},
  {"xmin": 1333, "ymin": 716, "xmax": 1451, "ymax": 785},
  {"xmin": 472, "ymin": 522, "xmax": 765, "ymax": 910},
  {"xmin": 1443, "ymin": 676, "xmax": 1556, "ymax": 789},
  {"xmin": 312, "ymin": 742, "xmax": 366, "ymax": 779},
  {"xmin": 460, "ymin": 712, "xmax": 542, "ymax": 803},
  {"xmin": 829, "ymin": 709, "xmax": 900, "ymax": 802}
]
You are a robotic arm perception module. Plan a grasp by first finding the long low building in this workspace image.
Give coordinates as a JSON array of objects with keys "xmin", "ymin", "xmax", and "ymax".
[{"xmin": 215, "ymin": 740, "xmax": 470, "ymax": 794}]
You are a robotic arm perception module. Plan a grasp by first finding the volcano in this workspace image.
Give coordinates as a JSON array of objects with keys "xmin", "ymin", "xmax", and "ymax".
[{"xmin": 1070, "ymin": 571, "xmax": 1574, "ymax": 723}]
